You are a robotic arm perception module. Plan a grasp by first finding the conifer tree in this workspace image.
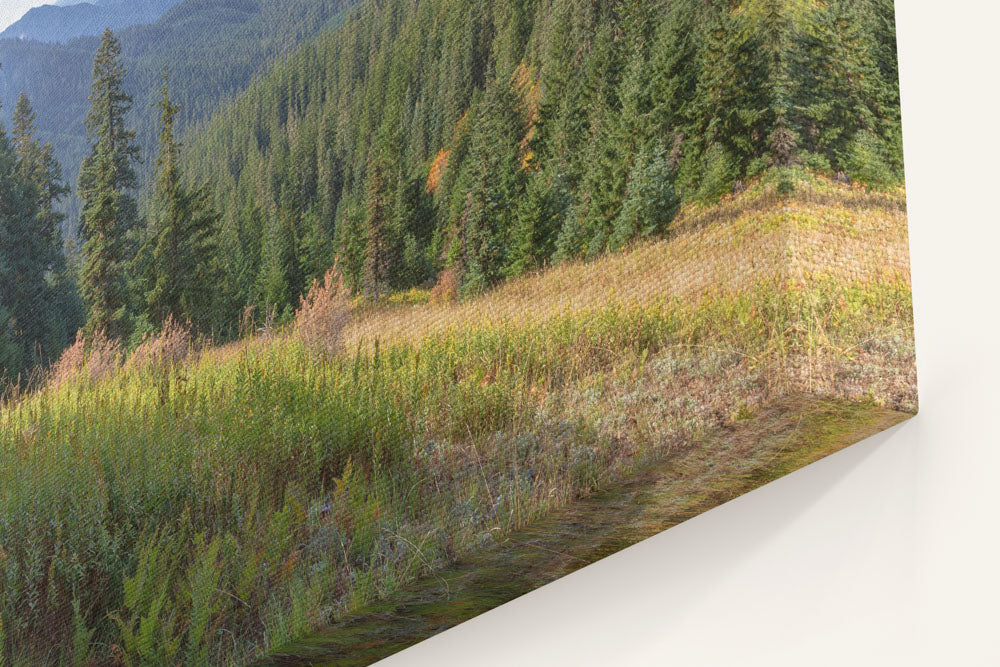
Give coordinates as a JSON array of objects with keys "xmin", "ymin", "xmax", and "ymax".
[
  {"xmin": 12, "ymin": 93, "xmax": 68, "ymax": 247},
  {"xmin": 716, "ymin": 3, "xmax": 777, "ymax": 171},
  {"xmin": 216, "ymin": 202, "xmax": 264, "ymax": 323},
  {"xmin": 0, "ymin": 93, "xmax": 79, "ymax": 382},
  {"xmin": 298, "ymin": 204, "xmax": 335, "ymax": 289},
  {"xmin": 10, "ymin": 93, "xmax": 81, "ymax": 365},
  {"xmin": 579, "ymin": 17, "xmax": 650, "ymax": 259},
  {"xmin": 142, "ymin": 76, "xmax": 220, "ymax": 333},
  {"xmin": 334, "ymin": 195, "xmax": 367, "ymax": 294},
  {"xmin": 10, "ymin": 96, "xmax": 62, "ymax": 344},
  {"xmin": 258, "ymin": 212, "xmax": 299, "ymax": 317},
  {"xmin": 459, "ymin": 76, "xmax": 525, "ymax": 293},
  {"xmin": 362, "ymin": 146, "xmax": 393, "ymax": 300},
  {"xmin": 610, "ymin": 140, "xmax": 679, "ymax": 252},
  {"xmin": 78, "ymin": 29, "xmax": 141, "ymax": 341},
  {"xmin": 533, "ymin": 1, "xmax": 589, "ymax": 182},
  {"xmin": 865, "ymin": 0, "xmax": 904, "ymax": 175},
  {"xmin": 0, "ymin": 110, "xmax": 35, "ymax": 380},
  {"xmin": 12, "ymin": 94, "xmax": 42, "ymax": 176},
  {"xmin": 507, "ymin": 166, "xmax": 571, "ymax": 277},
  {"xmin": 648, "ymin": 1, "xmax": 702, "ymax": 143},
  {"xmin": 394, "ymin": 172, "xmax": 434, "ymax": 286}
]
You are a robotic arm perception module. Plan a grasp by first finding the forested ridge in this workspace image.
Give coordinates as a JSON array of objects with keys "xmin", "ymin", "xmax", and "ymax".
[
  {"xmin": 1, "ymin": 0, "xmax": 902, "ymax": 384},
  {"xmin": 0, "ymin": 0, "xmax": 183, "ymax": 44}
]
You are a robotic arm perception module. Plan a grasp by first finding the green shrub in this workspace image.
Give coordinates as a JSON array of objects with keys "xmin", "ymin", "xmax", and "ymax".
[
  {"xmin": 695, "ymin": 144, "xmax": 737, "ymax": 202},
  {"xmin": 846, "ymin": 130, "xmax": 894, "ymax": 187}
]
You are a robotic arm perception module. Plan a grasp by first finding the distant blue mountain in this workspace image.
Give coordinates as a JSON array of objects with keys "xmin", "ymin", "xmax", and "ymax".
[{"xmin": 0, "ymin": 0, "xmax": 182, "ymax": 43}]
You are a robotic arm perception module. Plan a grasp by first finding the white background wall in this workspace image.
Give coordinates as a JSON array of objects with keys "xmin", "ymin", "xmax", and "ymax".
[{"xmin": 382, "ymin": 2, "xmax": 1000, "ymax": 665}]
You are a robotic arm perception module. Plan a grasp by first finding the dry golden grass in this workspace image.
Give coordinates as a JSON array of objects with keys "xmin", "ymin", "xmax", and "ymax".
[
  {"xmin": 46, "ymin": 332, "xmax": 87, "ymax": 390},
  {"xmin": 341, "ymin": 176, "xmax": 910, "ymax": 351}
]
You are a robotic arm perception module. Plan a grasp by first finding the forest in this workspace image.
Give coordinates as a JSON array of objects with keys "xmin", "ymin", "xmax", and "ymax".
[
  {"xmin": 182, "ymin": 0, "xmax": 901, "ymax": 326},
  {"xmin": 1, "ymin": 0, "xmax": 901, "ymax": 383}
]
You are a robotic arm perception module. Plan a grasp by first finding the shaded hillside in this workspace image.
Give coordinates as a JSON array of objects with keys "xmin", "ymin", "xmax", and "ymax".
[
  {"xmin": 0, "ymin": 0, "xmax": 358, "ymax": 230},
  {"xmin": 0, "ymin": 0, "xmax": 182, "ymax": 43}
]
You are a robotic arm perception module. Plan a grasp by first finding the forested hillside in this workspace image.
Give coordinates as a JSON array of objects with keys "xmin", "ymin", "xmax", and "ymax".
[
  {"xmin": 0, "ymin": 0, "xmax": 182, "ymax": 43},
  {"xmin": 0, "ymin": 0, "xmax": 901, "ymax": 381},
  {"xmin": 183, "ymin": 0, "xmax": 902, "ymax": 327},
  {"xmin": 0, "ymin": 0, "xmax": 357, "ymax": 228}
]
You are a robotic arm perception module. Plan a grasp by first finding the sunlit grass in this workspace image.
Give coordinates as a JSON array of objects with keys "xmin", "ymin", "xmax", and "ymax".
[
  {"xmin": 0, "ymin": 174, "xmax": 915, "ymax": 665},
  {"xmin": 342, "ymin": 171, "xmax": 909, "ymax": 351}
]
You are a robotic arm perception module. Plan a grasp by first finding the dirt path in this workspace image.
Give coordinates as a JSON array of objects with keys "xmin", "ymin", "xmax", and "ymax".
[{"xmin": 256, "ymin": 395, "xmax": 910, "ymax": 667}]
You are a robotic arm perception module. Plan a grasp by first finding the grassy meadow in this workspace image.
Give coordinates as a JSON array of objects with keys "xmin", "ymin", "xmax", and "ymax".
[{"xmin": 0, "ymin": 173, "xmax": 916, "ymax": 665}]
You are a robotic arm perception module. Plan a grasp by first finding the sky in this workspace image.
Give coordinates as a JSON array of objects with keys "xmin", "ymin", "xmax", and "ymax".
[{"xmin": 0, "ymin": 1, "xmax": 54, "ymax": 32}]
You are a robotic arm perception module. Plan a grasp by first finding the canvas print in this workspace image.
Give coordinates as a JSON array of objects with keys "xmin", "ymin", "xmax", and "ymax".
[{"xmin": 0, "ymin": 0, "xmax": 915, "ymax": 664}]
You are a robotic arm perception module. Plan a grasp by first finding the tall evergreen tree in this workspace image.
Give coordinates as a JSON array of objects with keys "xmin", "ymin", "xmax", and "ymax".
[
  {"xmin": 579, "ymin": 15, "xmax": 652, "ymax": 259},
  {"xmin": 713, "ymin": 2, "xmax": 779, "ymax": 171},
  {"xmin": 0, "ymin": 108, "xmax": 36, "ymax": 381},
  {"xmin": 334, "ymin": 195, "xmax": 367, "ymax": 294},
  {"xmin": 141, "ymin": 75, "xmax": 220, "ymax": 333},
  {"xmin": 362, "ymin": 145, "xmax": 393, "ymax": 299},
  {"xmin": 77, "ymin": 29, "xmax": 141, "ymax": 341},
  {"xmin": 258, "ymin": 211, "xmax": 300, "ymax": 317},
  {"xmin": 458, "ymin": 76, "xmax": 525, "ymax": 293},
  {"xmin": 0, "ymin": 93, "xmax": 78, "ymax": 383},
  {"xmin": 506, "ymin": 165, "xmax": 571, "ymax": 277},
  {"xmin": 610, "ymin": 140, "xmax": 679, "ymax": 251},
  {"xmin": 647, "ymin": 1, "xmax": 702, "ymax": 144},
  {"xmin": 393, "ymin": 171, "xmax": 435, "ymax": 286},
  {"xmin": 12, "ymin": 93, "xmax": 68, "ymax": 250},
  {"xmin": 10, "ymin": 93, "xmax": 81, "ymax": 365}
]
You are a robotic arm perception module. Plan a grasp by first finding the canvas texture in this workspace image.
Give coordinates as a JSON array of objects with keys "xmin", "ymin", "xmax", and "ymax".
[{"xmin": 0, "ymin": 1, "xmax": 914, "ymax": 665}]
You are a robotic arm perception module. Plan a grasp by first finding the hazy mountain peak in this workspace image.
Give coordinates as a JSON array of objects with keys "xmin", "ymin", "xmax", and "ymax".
[{"xmin": 0, "ymin": 0, "xmax": 182, "ymax": 43}]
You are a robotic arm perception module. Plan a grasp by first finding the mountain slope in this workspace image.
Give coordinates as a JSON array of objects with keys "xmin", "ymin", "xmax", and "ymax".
[
  {"xmin": 0, "ymin": 0, "xmax": 182, "ymax": 43},
  {"xmin": 0, "ymin": 0, "xmax": 358, "ymax": 230},
  {"xmin": 179, "ymin": 0, "xmax": 902, "ymax": 327},
  {"xmin": 0, "ymin": 174, "xmax": 916, "ymax": 664}
]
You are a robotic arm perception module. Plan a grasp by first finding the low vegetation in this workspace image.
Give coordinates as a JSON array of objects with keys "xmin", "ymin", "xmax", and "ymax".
[
  {"xmin": 0, "ymin": 178, "xmax": 914, "ymax": 665},
  {"xmin": 261, "ymin": 396, "xmax": 911, "ymax": 666}
]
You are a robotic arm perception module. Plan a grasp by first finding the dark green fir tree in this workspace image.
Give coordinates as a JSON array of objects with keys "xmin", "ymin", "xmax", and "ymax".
[
  {"xmin": 77, "ymin": 29, "xmax": 141, "ymax": 341},
  {"xmin": 141, "ymin": 75, "xmax": 220, "ymax": 334}
]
